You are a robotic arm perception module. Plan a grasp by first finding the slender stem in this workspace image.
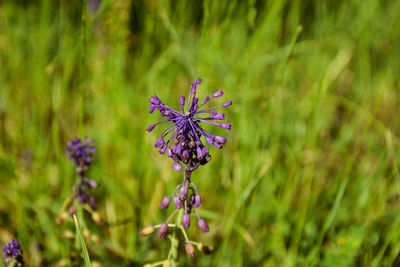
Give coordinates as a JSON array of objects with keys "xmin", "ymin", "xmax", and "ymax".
[
  {"xmin": 180, "ymin": 226, "xmax": 189, "ymax": 242},
  {"xmin": 79, "ymin": 0, "xmax": 87, "ymax": 136}
]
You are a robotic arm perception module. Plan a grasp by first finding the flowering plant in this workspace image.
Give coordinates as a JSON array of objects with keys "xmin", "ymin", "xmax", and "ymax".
[{"xmin": 141, "ymin": 78, "xmax": 231, "ymax": 263}]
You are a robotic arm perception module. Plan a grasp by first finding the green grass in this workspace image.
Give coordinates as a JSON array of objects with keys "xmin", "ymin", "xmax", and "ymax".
[{"xmin": 1, "ymin": 0, "xmax": 400, "ymax": 266}]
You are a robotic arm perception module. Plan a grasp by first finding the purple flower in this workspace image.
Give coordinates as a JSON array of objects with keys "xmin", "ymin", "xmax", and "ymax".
[
  {"xmin": 147, "ymin": 78, "xmax": 231, "ymax": 165},
  {"xmin": 65, "ymin": 137, "xmax": 99, "ymax": 217},
  {"xmin": 65, "ymin": 137, "xmax": 96, "ymax": 176},
  {"xmin": 2, "ymin": 240, "xmax": 24, "ymax": 267}
]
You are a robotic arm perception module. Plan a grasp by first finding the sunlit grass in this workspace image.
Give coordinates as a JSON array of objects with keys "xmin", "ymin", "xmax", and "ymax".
[{"xmin": 0, "ymin": 0, "xmax": 400, "ymax": 266}]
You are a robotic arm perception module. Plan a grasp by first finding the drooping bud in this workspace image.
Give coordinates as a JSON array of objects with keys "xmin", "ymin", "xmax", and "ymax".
[
  {"xmin": 198, "ymin": 218, "xmax": 209, "ymax": 233},
  {"xmin": 182, "ymin": 150, "xmax": 189, "ymax": 160},
  {"xmin": 180, "ymin": 186, "xmax": 188, "ymax": 199},
  {"xmin": 202, "ymin": 146, "xmax": 209, "ymax": 156},
  {"xmin": 196, "ymin": 146, "xmax": 203, "ymax": 159},
  {"xmin": 158, "ymin": 223, "xmax": 169, "ymax": 238},
  {"xmin": 159, "ymin": 196, "xmax": 171, "ymax": 209},
  {"xmin": 173, "ymin": 196, "xmax": 183, "ymax": 209},
  {"xmin": 154, "ymin": 137, "xmax": 164, "ymax": 148},
  {"xmin": 86, "ymin": 179, "xmax": 98, "ymax": 188},
  {"xmin": 158, "ymin": 144, "xmax": 167, "ymax": 154},
  {"xmin": 193, "ymin": 194, "xmax": 201, "ymax": 208},
  {"xmin": 185, "ymin": 243, "xmax": 196, "ymax": 258},
  {"xmin": 89, "ymin": 196, "xmax": 97, "ymax": 209},
  {"xmin": 171, "ymin": 162, "xmax": 182, "ymax": 172},
  {"xmin": 214, "ymin": 136, "xmax": 227, "ymax": 144},
  {"xmin": 139, "ymin": 225, "xmax": 155, "ymax": 236},
  {"xmin": 182, "ymin": 213, "xmax": 190, "ymax": 228}
]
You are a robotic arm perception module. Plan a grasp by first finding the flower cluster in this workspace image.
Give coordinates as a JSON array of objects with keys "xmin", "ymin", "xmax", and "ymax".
[
  {"xmin": 147, "ymin": 78, "xmax": 231, "ymax": 167},
  {"xmin": 142, "ymin": 78, "xmax": 231, "ymax": 260},
  {"xmin": 65, "ymin": 137, "xmax": 98, "ymax": 215},
  {"xmin": 66, "ymin": 137, "xmax": 96, "ymax": 177},
  {"xmin": 2, "ymin": 240, "xmax": 24, "ymax": 267}
]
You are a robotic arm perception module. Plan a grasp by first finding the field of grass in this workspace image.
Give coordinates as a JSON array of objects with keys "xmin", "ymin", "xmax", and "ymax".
[{"xmin": 1, "ymin": 0, "xmax": 400, "ymax": 266}]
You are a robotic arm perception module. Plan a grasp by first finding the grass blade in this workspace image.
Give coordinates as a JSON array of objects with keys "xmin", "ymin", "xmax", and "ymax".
[{"xmin": 73, "ymin": 215, "xmax": 92, "ymax": 267}]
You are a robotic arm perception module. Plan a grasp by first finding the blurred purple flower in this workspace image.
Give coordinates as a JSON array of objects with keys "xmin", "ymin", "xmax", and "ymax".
[
  {"xmin": 87, "ymin": 0, "xmax": 102, "ymax": 12},
  {"xmin": 2, "ymin": 240, "xmax": 24, "ymax": 267},
  {"xmin": 65, "ymin": 137, "xmax": 99, "ymax": 216},
  {"xmin": 65, "ymin": 137, "xmax": 96, "ymax": 176}
]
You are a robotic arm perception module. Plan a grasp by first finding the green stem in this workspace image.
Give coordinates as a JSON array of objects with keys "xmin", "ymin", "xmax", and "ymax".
[{"xmin": 79, "ymin": 0, "xmax": 87, "ymax": 136}]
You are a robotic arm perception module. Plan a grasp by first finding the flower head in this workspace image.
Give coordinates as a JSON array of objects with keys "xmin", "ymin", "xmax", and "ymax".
[
  {"xmin": 2, "ymin": 240, "xmax": 24, "ymax": 267},
  {"xmin": 65, "ymin": 137, "xmax": 96, "ymax": 176},
  {"xmin": 65, "ymin": 137, "xmax": 99, "ymax": 217},
  {"xmin": 147, "ymin": 79, "xmax": 231, "ymax": 166}
]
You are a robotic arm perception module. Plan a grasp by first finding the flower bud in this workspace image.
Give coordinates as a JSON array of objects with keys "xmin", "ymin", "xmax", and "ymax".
[
  {"xmin": 173, "ymin": 196, "xmax": 183, "ymax": 209},
  {"xmin": 179, "ymin": 96, "xmax": 185, "ymax": 106},
  {"xmin": 158, "ymin": 144, "xmax": 167, "ymax": 154},
  {"xmin": 185, "ymin": 243, "xmax": 196, "ymax": 258},
  {"xmin": 86, "ymin": 179, "xmax": 98, "ymax": 188},
  {"xmin": 154, "ymin": 137, "xmax": 165, "ymax": 148},
  {"xmin": 171, "ymin": 162, "xmax": 182, "ymax": 172},
  {"xmin": 182, "ymin": 150, "xmax": 189, "ymax": 160},
  {"xmin": 179, "ymin": 186, "xmax": 188, "ymax": 199},
  {"xmin": 221, "ymin": 123, "xmax": 231, "ymax": 130},
  {"xmin": 223, "ymin": 100, "xmax": 232, "ymax": 107},
  {"xmin": 159, "ymin": 196, "xmax": 171, "ymax": 209},
  {"xmin": 139, "ymin": 225, "xmax": 155, "ymax": 236},
  {"xmin": 182, "ymin": 213, "xmax": 190, "ymax": 228},
  {"xmin": 213, "ymin": 90, "xmax": 223, "ymax": 98},
  {"xmin": 193, "ymin": 194, "xmax": 201, "ymax": 208},
  {"xmin": 146, "ymin": 125, "xmax": 156, "ymax": 132},
  {"xmin": 162, "ymin": 260, "xmax": 171, "ymax": 267},
  {"xmin": 89, "ymin": 196, "xmax": 97, "ymax": 209},
  {"xmin": 198, "ymin": 243, "xmax": 214, "ymax": 254},
  {"xmin": 202, "ymin": 146, "xmax": 209, "ymax": 155},
  {"xmin": 196, "ymin": 146, "xmax": 203, "ymax": 159},
  {"xmin": 198, "ymin": 218, "xmax": 209, "ymax": 233},
  {"xmin": 149, "ymin": 95, "xmax": 161, "ymax": 105},
  {"xmin": 158, "ymin": 223, "xmax": 169, "ymax": 238}
]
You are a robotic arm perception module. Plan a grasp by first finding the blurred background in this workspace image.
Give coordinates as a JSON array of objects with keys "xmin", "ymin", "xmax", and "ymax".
[{"xmin": 1, "ymin": 0, "xmax": 400, "ymax": 266}]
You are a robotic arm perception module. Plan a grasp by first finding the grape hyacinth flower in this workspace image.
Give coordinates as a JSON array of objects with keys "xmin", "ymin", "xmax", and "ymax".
[
  {"xmin": 2, "ymin": 240, "xmax": 24, "ymax": 267},
  {"xmin": 141, "ymin": 78, "xmax": 231, "ymax": 263},
  {"xmin": 63, "ymin": 137, "xmax": 99, "ymax": 219}
]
